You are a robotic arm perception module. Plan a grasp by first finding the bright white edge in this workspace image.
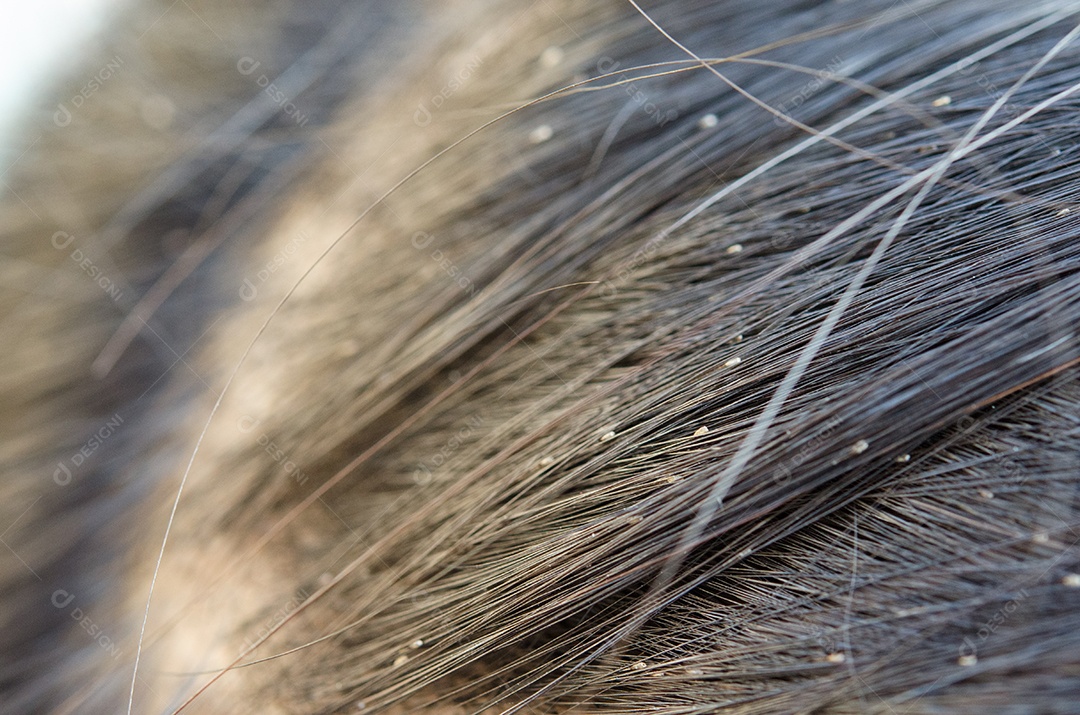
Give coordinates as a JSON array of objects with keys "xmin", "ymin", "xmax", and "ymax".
[{"xmin": 0, "ymin": 0, "xmax": 122, "ymax": 160}]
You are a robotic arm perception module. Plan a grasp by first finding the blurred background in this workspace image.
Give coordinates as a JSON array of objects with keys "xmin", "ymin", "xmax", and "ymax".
[{"xmin": 0, "ymin": 0, "xmax": 118, "ymax": 159}]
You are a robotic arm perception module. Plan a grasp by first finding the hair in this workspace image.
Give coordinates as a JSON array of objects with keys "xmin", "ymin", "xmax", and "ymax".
[{"xmin": 3, "ymin": 0, "xmax": 1080, "ymax": 713}]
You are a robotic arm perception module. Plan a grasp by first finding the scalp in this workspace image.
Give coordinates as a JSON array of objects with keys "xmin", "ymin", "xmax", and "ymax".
[{"xmin": 2, "ymin": 1, "xmax": 1080, "ymax": 713}]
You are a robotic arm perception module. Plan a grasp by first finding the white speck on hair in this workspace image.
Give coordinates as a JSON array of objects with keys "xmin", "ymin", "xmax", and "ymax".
[
  {"xmin": 932, "ymin": 95, "xmax": 952, "ymax": 107},
  {"xmin": 1057, "ymin": 207, "xmax": 1071, "ymax": 216},
  {"xmin": 538, "ymin": 456, "xmax": 555, "ymax": 467},
  {"xmin": 697, "ymin": 113, "xmax": 718, "ymax": 129},
  {"xmin": 1062, "ymin": 573, "xmax": 1080, "ymax": 587},
  {"xmin": 726, "ymin": 243, "xmax": 743, "ymax": 254},
  {"xmin": 978, "ymin": 489, "xmax": 994, "ymax": 499},
  {"xmin": 958, "ymin": 655, "xmax": 977, "ymax": 667},
  {"xmin": 540, "ymin": 46, "xmax": 564, "ymax": 68},
  {"xmin": 631, "ymin": 661, "xmax": 647, "ymax": 670},
  {"xmin": 694, "ymin": 426, "xmax": 710, "ymax": 437},
  {"xmin": 895, "ymin": 453, "xmax": 911, "ymax": 463},
  {"xmin": 411, "ymin": 639, "xmax": 424, "ymax": 649},
  {"xmin": 850, "ymin": 439, "xmax": 869, "ymax": 455},
  {"xmin": 1033, "ymin": 531, "xmax": 1050, "ymax": 544},
  {"xmin": 337, "ymin": 339, "xmax": 363, "ymax": 358},
  {"xmin": 393, "ymin": 654, "xmax": 409, "ymax": 667},
  {"xmin": 825, "ymin": 652, "xmax": 845, "ymax": 664},
  {"xmin": 724, "ymin": 357, "xmax": 742, "ymax": 368},
  {"xmin": 529, "ymin": 124, "xmax": 554, "ymax": 144},
  {"xmin": 600, "ymin": 430, "xmax": 616, "ymax": 442}
]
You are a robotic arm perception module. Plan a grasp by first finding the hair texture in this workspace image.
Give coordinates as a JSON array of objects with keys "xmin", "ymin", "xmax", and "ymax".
[{"xmin": 3, "ymin": 0, "xmax": 1080, "ymax": 713}]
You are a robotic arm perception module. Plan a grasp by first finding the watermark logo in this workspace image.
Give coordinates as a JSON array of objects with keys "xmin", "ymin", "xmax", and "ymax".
[
  {"xmin": 412, "ymin": 415, "xmax": 483, "ymax": 485},
  {"xmin": 51, "ymin": 232, "xmax": 123, "ymax": 303},
  {"xmin": 237, "ymin": 57, "xmax": 309, "ymax": 127},
  {"xmin": 957, "ymin": 590, "xmax": 1029, "ymax": 665},
  {"xmin": 411, "ymin": 232, "xmax": 479, "ymax": 298},
  {"xmin": 596, "ymin": 57, "xmax": 678, "ymax": 129},
  {"xmin": 53, "ymin": 413, "xmax": 124, "ymax": 486},
  {"xmin": 54, "ymin": 55, "xmax": 124, "ymax": 127},
  {"xmin": 242, "ymin": 587, "xmax": 311, "ymax": 651},
  {"xmin": 770, "ymin": 415, "xmax": 843, "ymax": 487},
  {"xmin": 51, "ymin": 589, "xmax": 122, "ymax": 658},
  {"xmin": 237, "ymin": 416, "xmax": 308, "ymax": 485},
  {"xmin": 773, "ymin": 56, "xmax": 846, "ymax": 127},
  {"xmin": 238, "ymin": 232, "xmax": 308, "ymax": 301},
  {"xmin": 414, "ymin": 53, "xmax": 485, "ymax": 126}
]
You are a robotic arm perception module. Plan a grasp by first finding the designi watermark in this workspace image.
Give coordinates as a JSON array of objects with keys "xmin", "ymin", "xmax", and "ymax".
[
  {"xmin": 53, "ymin": 413, "xmax": 124, "ymax": 486},
  {"xmin": 51, "ymin": 231, "xmax": 124, "ymax": 303},
  {"xmin": 54, "ymin": 55, "xmax": 124, "ymax": 127},
  {"xmin": 51, "ymin": 589, "xmax": 122, "ymax": 658}
]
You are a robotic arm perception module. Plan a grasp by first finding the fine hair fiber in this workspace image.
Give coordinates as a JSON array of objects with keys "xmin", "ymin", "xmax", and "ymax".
[{"xmin": 2, "ymin": 1, "xmax": 1080, "ymax": 713}]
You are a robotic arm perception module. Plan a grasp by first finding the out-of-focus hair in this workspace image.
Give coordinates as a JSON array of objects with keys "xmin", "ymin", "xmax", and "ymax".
[{"xmin": 2, "ymin": 1, "xmax": 1080, "ymax": 713}]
